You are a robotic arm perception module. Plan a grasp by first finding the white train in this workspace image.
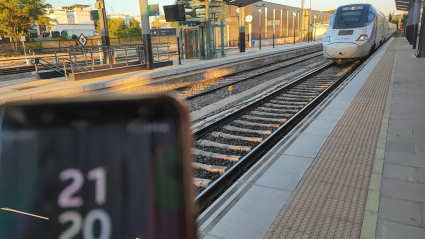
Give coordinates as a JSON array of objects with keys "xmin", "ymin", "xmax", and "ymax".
[{"xmin": 323, "ymin": 4, "xmax": 397, "ymax": 64}]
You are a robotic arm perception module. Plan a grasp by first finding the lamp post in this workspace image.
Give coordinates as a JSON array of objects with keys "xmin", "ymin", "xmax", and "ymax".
[
  {"xmin": 254, "ymin": 3, "xmax": 266, "ymax": 50},
  {"xmin": 313, "ymin": 15, "xmax": 317, "ymax": 41},
  {"xmin": 293, "ymin": 12, "xmax": 296, "ymax": 45}
]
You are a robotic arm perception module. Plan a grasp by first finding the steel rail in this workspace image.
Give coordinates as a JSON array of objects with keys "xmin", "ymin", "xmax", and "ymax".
[
  {"xmin": 193, "ymin": 61, "xmax": 362, "ymax": 211},
  {"xmin": 184, "ymin": 52, "xmax": 324, "ymax": 100},
  {"xmin": 172, "ymin": 50, "xmax": 323, "ymax": 100}
]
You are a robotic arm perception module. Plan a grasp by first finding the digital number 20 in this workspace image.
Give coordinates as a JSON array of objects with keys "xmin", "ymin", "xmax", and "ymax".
[{"xmin": 58, "ymin": 167, "xmax": 111, "ymax": 239}]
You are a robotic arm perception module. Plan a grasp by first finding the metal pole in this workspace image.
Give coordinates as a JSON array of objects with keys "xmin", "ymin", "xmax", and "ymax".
[
  {"xmin": 177, "ymin": 25, "xmax": 182, "ymax": 65},
  {"xmin": 125, "ymin": 47, "xmax": 128, "ymax": 66},
  {"xmin": 139, "ymin": 0, "xmax": 154, "ymax": 69},
  {"xmin": 412, "ymin": 0, "xmax": 421, "ymax": 49},
  {"xmin": 68, "ymin": 49, "xmax": 74, "ymax": 74},
  {"xmin": 95, "ymin": 0, "xmax": 111, "ymax": 65},
  {"xmin": 63, "ymin": 61, "xmax": 68, "ymax": 81},
  {"xmin": 314, "ymin": 17, "xmax": 316, "ymax": 42},
  {"xmin": 22, "ymin": 41, "xmax": 28, "ymax": 64},
  {"xmin": 239, "ymin": 6, "xmax": 246, "ymax": 52},
  {"xmin": 109, "ymin": 49, "xmax": 113, "ymax": 68},
  {"xmin": 309, "ymin": 0, "xmax": 312, "ymax": 42},
  {"xmin": 258, "ymin": 8, "xmax": 261, "ymax": 50},
  {"xmin": 293, "ymin": 13, "xmax": 295, "ymax": 44},
  {"xmin": 91, "ymin": 48, "xmax": 94, "ymax": 71},
  {"xmin": 416, "ymin": 0, "xmax": 425, "ymax": 57},
  {"xmin": 33, "ymin": 51, "xmax": 38, "ymax": 77},
  {"xmin": 167, "ymin": 42, "xmax": 170, "ymax": 61},
  {"xmin": 273, "ymin": 9, "xmax": 275, "ymax": 48}
]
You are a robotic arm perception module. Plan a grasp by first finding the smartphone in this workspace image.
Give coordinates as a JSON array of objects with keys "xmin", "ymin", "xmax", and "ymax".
[{"xmin": 0, "ymin": 95, "xmax": 196, "ymax": 239}]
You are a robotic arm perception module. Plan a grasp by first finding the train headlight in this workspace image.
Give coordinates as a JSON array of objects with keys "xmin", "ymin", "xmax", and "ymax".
[
  {"xmin": 324, "ymin": 36, "xmax": 330, "ymax": 42},
  {"xmin": 357, "ymin": 34, "xmax": 368, "ymax": 41}
]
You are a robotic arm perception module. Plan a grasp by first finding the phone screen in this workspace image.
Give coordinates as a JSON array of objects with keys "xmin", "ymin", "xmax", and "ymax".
[{"xmin": 0, "ymin": 96, "xmax": 195, "ymax": 239}]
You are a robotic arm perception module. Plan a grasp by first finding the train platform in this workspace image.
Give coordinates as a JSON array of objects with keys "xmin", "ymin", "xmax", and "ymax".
[
  {"xmin": 197, "ymin": 37, "xmax": 425, "ymax": 239},
  {"xmin": 0, "ymin": 41, "xmax": 322, "ymax": 105}
]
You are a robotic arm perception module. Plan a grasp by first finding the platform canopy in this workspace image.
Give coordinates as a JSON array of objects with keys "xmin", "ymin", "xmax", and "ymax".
[
  {"xmin": 224, "ymin": 0, "xmax": 260, "ymax": 7},
  {"xmin": 394, "ymin": 0, "xmax": 413, "ymax": 11}
]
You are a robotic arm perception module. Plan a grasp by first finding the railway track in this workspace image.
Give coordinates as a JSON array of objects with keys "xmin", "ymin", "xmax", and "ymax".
[
  {"xmin": 174, "ymin": 50, "xmax": 323, "ymax": 100},
  {"xmin": 0, "ymin": 66, "xmax": 35, "ymax": 76},
  {"xmin": 191, "ymin": 60, "xmax": 362, "ymax": 211}
]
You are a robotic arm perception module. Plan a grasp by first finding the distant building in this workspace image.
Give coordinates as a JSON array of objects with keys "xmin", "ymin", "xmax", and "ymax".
[
  {"xmin": 108, "ymin": 14, "xmax": 131, "ymax": 25},
  {"xmin": 47, "ymin": 4, "xmax": 96, "ymax": 37}
]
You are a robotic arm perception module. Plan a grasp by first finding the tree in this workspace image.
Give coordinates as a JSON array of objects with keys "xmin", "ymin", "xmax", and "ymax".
[
  {"xmin": 151, "ymin": 20, "xmax": 168, "ymax": 29},
  {"xmin": 389, "ymin": 13, "xmax": 392, "ymax": 22},
  {"xmin": 0, "ymin": 0, "xmax": 56, "ymax": 47},
  {"xmin": 127, "ymin": 19, "xmax": 142, "ymax": 37},
  {"xmin": 71, "ymin": 34, "xmax": 78, "ymax": 40},
  {"xmin": 96, "ymin": 18, "xmax": 128, "ymax": 38}
]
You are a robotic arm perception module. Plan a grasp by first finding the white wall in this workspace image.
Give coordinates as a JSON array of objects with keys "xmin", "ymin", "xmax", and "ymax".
[
  {"xmin": 74, "ymin": 11, "xmax": 92, "ymax": 24},
  {"xmin": 48, "ymin": 7, "xmax": 96, "ymax": 36},
  {"xmin": 50, "ymin": 9, "xmax": 69, "ymax": 24},
  {"xmin": 51, "ymin": 24, "xmax": 96, "ymax": 37}
]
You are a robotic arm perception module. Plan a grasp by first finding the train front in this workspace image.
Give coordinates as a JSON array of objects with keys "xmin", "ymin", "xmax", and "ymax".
[{"xmin": 323, "ymin": 4, "xmax": 375, "ymax": 64}]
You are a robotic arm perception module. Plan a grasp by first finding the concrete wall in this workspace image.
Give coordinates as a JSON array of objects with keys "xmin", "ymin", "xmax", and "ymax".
[
  {"xmin": 226, "ymin": 2, "xmax": 332, "ymax": 45},
  {"xmin": 51, "ymin": 24, "xmax": 96, "ymax": 37}
]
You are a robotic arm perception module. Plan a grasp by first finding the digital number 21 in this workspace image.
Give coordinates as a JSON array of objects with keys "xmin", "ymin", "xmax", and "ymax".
[{"xmin": 58, "ymin": 167, "xmax": 111, "ymax": 239}]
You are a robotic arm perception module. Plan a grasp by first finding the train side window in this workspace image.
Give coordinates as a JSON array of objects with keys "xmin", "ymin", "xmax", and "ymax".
[{"xmin": 367, "ymin": 12, "xmax": 375, "ymax": 23}]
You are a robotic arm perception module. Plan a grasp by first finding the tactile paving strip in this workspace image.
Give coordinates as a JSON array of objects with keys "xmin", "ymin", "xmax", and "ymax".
[{"xmin": 264, "ymin": 39, "xmax": 398, "ymax": 239}]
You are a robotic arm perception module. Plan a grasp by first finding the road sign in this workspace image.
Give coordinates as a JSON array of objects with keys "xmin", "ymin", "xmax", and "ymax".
[
  {"xmin": 151, "ymin": 28, "xmax": 177, "ymax": 36},
  {"xmin": 78, "ymin": 33, "xmax": 87, "ymax": 46},
  {"xmin": 90, "ymin": 10, "xmax": 99, "ymax": 21},
  {"xmin": 20, "ymin": 36, "xmax": 26, "ymax": 42},
  {"xmin": 148, "ymin": 4, "xmax": 160, "ymax": 16},
  {"xmin": 35, "ymin": 58, "xmax": 39, "ymax": 64}
]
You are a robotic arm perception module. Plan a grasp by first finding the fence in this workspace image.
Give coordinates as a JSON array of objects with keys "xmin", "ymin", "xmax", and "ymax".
[{"xmin": 0, "ymin": 35, "xmax": 180, "ymax": 57}]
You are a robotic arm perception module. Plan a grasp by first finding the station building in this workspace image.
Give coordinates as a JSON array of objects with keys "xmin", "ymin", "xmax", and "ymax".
[
  {"xmin": 177, "ymin": 0, "xmax": 332, "ymax": 60},
  {"xmin": 226, "ymin": 3, "xmax": 332, "ymax": 47},
  {"xmin": 47, "ymin": 4, "xmax": 96, "ymax": 37}
]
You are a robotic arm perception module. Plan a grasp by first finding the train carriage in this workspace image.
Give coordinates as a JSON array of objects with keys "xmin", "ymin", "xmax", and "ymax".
[{"xmin": 323, "ymin": 4, "xmax": 397, "ymax": 64}]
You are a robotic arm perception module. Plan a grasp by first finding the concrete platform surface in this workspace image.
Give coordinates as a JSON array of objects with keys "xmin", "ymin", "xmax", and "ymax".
[
  {"xmin": 375, "ymin": 38, "xmax": 425, "ymax": 239},
  {"xmin": 197, "ymin": 37, "xmax": 397, "ymax": 239},
  {"xmin": 0, "ymin": 41, "xmax": 321, "ymax": 105}
]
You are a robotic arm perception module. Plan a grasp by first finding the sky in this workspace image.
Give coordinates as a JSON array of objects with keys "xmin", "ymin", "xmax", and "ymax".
[{"xmin": 48, "ymin": 0, "xmax": 405, "ymax": 16}]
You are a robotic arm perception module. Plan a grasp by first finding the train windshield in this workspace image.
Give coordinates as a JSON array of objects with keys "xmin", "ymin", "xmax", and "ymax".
[
  {"xmin": 341, "ymin": 10, "xmax": 363, "ymax": 22},
  {"xmin": 333, "ymin": 5, "xmax": 369, "ymax": 29}
]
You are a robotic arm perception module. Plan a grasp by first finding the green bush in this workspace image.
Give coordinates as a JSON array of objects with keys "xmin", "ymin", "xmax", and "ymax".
[
  {"xmin": 2, "ymin": 48, "xmax": 18, "ymax": 58},
  {"xmin": 56, "ymin": 35, "xmax": 68, "ymax": 41},
  {"xmin": 71, "ymin": 34, "xmax": 78, "ymax": 40}
]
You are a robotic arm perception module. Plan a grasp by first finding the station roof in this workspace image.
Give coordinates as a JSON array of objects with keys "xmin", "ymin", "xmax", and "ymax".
[
  {"xmin": 224, "ymin": 0, "xmax": 261, "ymax": 7},
  {"xmin": 60, "ymin": 4, "xmax": 90, "ymax": 10},
  {"xmin": 394, "ymin": 0, "xmax": 412, "ymax": 11}
]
